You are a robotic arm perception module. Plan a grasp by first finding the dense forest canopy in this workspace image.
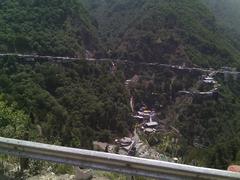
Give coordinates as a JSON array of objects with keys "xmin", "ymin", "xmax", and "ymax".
[
  {"xmin": 0, "ymin": 0, "xmax": 99, "ymax": 57},
  {"xmin": 0, "ymin": 57, "xmax": 132, "ymax": 148}
]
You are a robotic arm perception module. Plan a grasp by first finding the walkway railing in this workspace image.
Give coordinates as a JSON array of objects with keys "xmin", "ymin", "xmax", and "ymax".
[{"xmin": 0, "ymin": 137, "xmax": 239, "ymax": 179}]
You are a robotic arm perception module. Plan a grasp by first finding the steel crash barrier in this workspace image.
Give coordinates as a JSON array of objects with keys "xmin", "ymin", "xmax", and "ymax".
[{"xmin": 0, "ymin": 137, "xmax": 239, "ymax": 180}]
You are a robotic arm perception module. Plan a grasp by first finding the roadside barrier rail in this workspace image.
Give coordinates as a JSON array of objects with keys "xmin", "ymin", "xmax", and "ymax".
[{"xmin": 0, "ymin": 137, "xmax": 239, "ymax": 179}]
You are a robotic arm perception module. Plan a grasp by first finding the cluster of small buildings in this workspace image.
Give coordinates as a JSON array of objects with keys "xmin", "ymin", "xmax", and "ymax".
[
  {"xmin": 133, "ymin": 107, "xmax": 159, "ymax": 134},
  {"xmin": 133, "ymin": 107, "xmax": 152, "ymax": 121},
  {"xmin": 141, "ymin": 121, "xmax": 159, "ymax": 134},
  {"xmin": 200, "ymin": 74, "xmax": 220, "ymax": 98},
  {"xmin": 177, "ymin": 72, "xmax": 220, "ymax": 99},
  {"xmin": 202, "ymin": 76, "xmax": 217, "ymax": 84}
]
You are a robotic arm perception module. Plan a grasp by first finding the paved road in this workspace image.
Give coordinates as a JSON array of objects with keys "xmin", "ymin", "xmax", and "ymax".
[{"xmin": 0, "ymin": 53, "xmax": 239, "ymax": 76}]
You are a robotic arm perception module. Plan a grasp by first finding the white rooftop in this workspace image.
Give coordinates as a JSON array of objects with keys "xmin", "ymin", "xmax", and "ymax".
[
  {"xmin": 144, "ymin": 128, "xmax": 156, "ymax": 133},
  {"xmin": 133, "ymin": 115, "xmax": 144, "ymax": 119},
  {"xmin": 205, "ymin": 77, "xmax": 214, "ymax": 80},
  {"xmin": 146, "ymin": 122, "xmax": 158, "ymax": 127},
  {"xmin": 120, "ymin": 137, "xmax": 132, "ymax": 143},
  {"xmin": 203, "ymin": 80, "xmax": 216, "ymax": 84}
]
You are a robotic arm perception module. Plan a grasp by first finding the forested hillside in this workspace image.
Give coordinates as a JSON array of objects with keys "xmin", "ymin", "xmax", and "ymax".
[
  {"xmin": 0, "ymin": 57, "xmax": 132, "ymax": 148},
  {"xmin": 82, "ymin": 0, "xmax": 240, "ymax": 68},
  {"xmin": 125, "ymin": 63, "xmax": 240, "ymax": 170},
  {"xmin": 1, "ymin": 0, "xmax": 240, "ymax": 177},
  {"xmin": 204, "ymin": 0, "xmax": 240, "ymax": 51},
  {"xmin": 0, "ymin": 0, "xmax": 99, "ymax": 57}
]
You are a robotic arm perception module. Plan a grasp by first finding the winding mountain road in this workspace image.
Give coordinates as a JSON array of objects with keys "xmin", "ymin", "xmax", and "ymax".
[{"xmin": 0, "ymin": 53, "xmax": 239, "ymax": 78}]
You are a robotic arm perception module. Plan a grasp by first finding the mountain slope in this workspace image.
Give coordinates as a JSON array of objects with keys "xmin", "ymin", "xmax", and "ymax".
[
  {"xmin": 0, "ymin": 57, "xmax": 131, "ymax": 148},
  {"xmin": 0, "ymin": 0, "xmax": 99, "ymax": 57},
  {"xmin": 204, "ymin": 0, "xmax": 240, "ymax": 51},
  {"xmin": 82, "ymin": 0, "xmax": 240, "ymax": 68}
]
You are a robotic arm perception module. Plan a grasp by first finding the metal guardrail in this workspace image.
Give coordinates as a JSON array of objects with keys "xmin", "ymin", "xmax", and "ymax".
[{"xmin": 0, "ymin": 137, "xmax": 239, "ymax": 179}]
